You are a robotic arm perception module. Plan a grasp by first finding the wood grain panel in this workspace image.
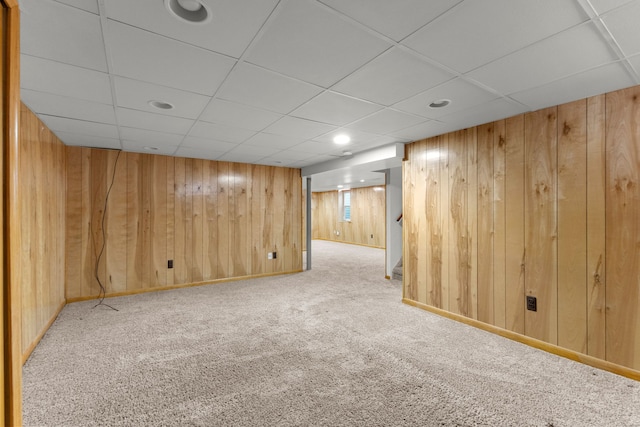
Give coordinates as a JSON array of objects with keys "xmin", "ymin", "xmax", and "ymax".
[
  {"xmin": 466, "ymin": 128, "xmax": 478, "ymax": 320},
  {"xmin": 403, "ymin": 158, "xmax": 418, "ymax": 300},
  {"xmin": 413, "ymin": 141, "xmax": 427, "ymax": 303},
  {"xmin": 448, "ymin": 131, "xmax": 469, "ymax": 316},
  {"xmin": 439, "ymin": 135, "xmax": 450, "ymax": 311},
  {"xmin": 477, "ymin": 124, "xmax": 494, "ymax": 324},
  {"xmin": 105, "ymin": 150, "xmax": 127, "ymax": 293},
  {"xmin": 18, "ymin": 105, "xmax": 66, "ymax": 362},
  {"xmin": 557, "ymin": 99, "xmax": 588, "ymax": 353},
  {"xmin": 493, "ymin": 120, "xmax": 507, "ymax": 328},
  {"xmin": 66, "ymin": 150, "xmax": 302, "ymax": 300},
  {"xmin": 65, "ymin": 147, "xmax": 82, "ymax": 300},
  {"xmin": 504, "ymin": 115, "xmax": 526, "ymax": 334},
  {"xmin": 524, "ymin": 107, "xmax": 558, "ymax": 344},
  {"xmin": 426, "ymin": 138, "xmax": 443, "ymax": 308},
  {"xmin": 586, "ymin": 95, "xmax": 606, "ymax": 360},
  {"xmin": 605, "ymin": 87, "xmax": 640, "ymax": 369}
]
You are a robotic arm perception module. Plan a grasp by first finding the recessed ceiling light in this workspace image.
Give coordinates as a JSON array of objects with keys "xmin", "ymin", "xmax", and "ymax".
[
  {"xmin": 360, "ymin": 179, "xmax": 365, "ymax": 183},
  {"xmin": 337, "ymin": 185, "xmax": 344, "ymax": 188},
  {"xmin": 165, "ymin": 0, "xmax": 212, "ymax": 24},
  {"xmin": 333, "ymin": 134, "xmax": 350, "ymax": 145},
  {"xmin": 148, "ymin": 100, "xmax": 174, "ymax": 110},
  {"xmin": 342, "ymin": 150, "xmax": 353, "ymax": 156},
  {"xmin": 429, "ymin": 99, "xmax": 451, "ymax": 109},
  {"xmin": 143, "ymin": 146, "xmax": 159, "ymax": 151}
]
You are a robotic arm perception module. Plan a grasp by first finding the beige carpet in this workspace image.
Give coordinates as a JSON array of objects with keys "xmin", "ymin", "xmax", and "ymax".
[{"xmin": 23, "ymin": 240, "xmax": 640, "ymax": 426}]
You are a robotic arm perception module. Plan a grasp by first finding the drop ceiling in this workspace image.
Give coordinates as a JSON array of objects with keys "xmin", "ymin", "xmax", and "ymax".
[{"xmin": 19, "ymin": 0, "xmax": 640, "ymax": 186}]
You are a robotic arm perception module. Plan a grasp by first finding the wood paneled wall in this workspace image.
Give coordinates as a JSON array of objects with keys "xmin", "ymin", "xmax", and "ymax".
[
  {"xmin": 311, "ymin": 186, "xmax": 385, "ymax": 248},
  {"xmin": 403, "ymin": 85, "xmax": 640, "ymax": 371},
  {"xmin": 65, "ymin": 148, "xmax": 303, "ymax": 300},
  {"xmin": 19, "ymin": 104, "xmax": 66, "ymax": 358}
]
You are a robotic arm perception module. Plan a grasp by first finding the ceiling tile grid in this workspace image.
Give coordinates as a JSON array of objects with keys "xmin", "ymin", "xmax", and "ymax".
[{"xmin": 18, "ymin": 0, "xmax": 640, "ymax": 188}]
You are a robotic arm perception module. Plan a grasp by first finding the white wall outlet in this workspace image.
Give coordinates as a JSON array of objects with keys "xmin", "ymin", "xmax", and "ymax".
[{"xmin": 267, "ymin": 252, "xmax": 273, "ymax": 260}]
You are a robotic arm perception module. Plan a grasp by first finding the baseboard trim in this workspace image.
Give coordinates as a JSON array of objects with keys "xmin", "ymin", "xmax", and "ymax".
[
  {"xmin": 402, "ymin": 298, "xmax": 640, "ymax": 382},
  {"xmin": 313, "ymin": 238, "xmax": 384, "ymax": 250},
  {"xmin": 22, "ymin": 300, "xmax": 66, "ymax": 365},
  {"xmin": 66, "ymin": 269, "xmax": 303, "ymax": 304}
]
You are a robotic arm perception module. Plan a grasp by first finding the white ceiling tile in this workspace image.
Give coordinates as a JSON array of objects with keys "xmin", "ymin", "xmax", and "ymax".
[
  {"xmin": 218, "ymin": 152, "xmax": 267, "ymax": 163},
  {"xmin": 437, "ymin": 98, "xmax": 528, "ymax": 130},
  {"xmin": 243, "ymin": 132, "xmax": 305, "ymax": 150},
  {"xmin": 122, "ymin": 141, "xmax": 178, "ymax": 156},
  {"xmin": 262, "ymin": 116, "xmax": 336, "ymax": 140},
  {"xmin": 119, "ymin": 127, "xmax": 185, "ymax": 146},
  {"xmin": 181, "ymin": 137, "xmax": 237, "ymax": 152},
  {"xmin": 318, "ymin": 0, "xmax": 462, "ymax": 41},
  {"xmin": 113, "ymin": 77, "xmax": 210, "ymax": 119},
  {"xmin": 20, "ymin": 0, "xmax": 107, "ymax": 71},
  {"xmin": 332, "ymin": 48, "xmax": 454, "ymax": 106},
  {"xmin": 52, "ymin": 131, "xmax": 121, "ymax": 149},
  {"xmin": 228, "ymin": 144, "xmax": 282, "ymax": 157},
  {"xmin": 312, "ymin": 128, "xmax": 381, "ymax": 145},
  {"xmin": 116, "ymin": 108, "xmax": 194, "ymax": 134},
  {"xmin": 348, "ymin": 109, "xmax": 426, "ymax": 134},
  {"xmin": 200, "ymin": 99, "xmax": 283, "ymax": 131},
  {"xmin": 246, "ymin": 0, "xmax": 391, "ymax": 87},
  {"xmin": 174, "ymin": 147, "xmax": 226, "ymax": 161},
  {"xmin": 403, "ymin": 0, "xmax": 588, "ymax": 73},
  {"xmin": 256, "ymin": 158, "xmax": 297, "ymax": 167},
  {"xmin": 55, "ymin": 0, "xmax": 98, "ymax": 14},
  {"xmin": 590, "ymin": 0, "xmax": 635, "ymax": 14},
  {"xmin": 107, "ymin": 20, "xmax": 236, "ymax": 95},
  {"xmin": 21, "ymin": 90, "xmax": 116, "ymax": 125},
  {"xmin": 289, "ymin": 141, "xmax": 335, "ymax": 155},
  {"xmin": 216, "ymin": 63, "xmax": 323, "ymax": 114},
  {"xmin": 105, "ymin": 0, "xmax": 278, "ymax": 58},
  {"xmin": 467, "ymin": 23, "xmax": 616, "ymax": 95},
  {"xmin": 510, "ymin": 62, "xmax": 636, "ymax": 111},
  {"xmin": 21, "ymin": 55, "xmax": 112, "ymax": 104},
  {"xmin": 188, "ymin": 121, "xmax": 255, "ymax": 143},
  {"xmin": 629, "ymin": 54, "xmax": 640, "ymax": 75},
  {"xmin": 393, "ymin": 78, "xmax": 499, "ymax": 119},
  {"xmin": 262, "ymin": 151, "xmax": 312, "ymax": 162},
  {"xmin": 389, "ymin": 121, "xmax": 445, "ymax": 141},
  {"xmin": 602, "ymin": 1, "xmax": 640, "ymax": 56},
  {"xmin": 291, "ymin": 91, "xmax": 383, "ymax": 126},
  {"xmin": 39, "ymin": 115, "xmax": 119, "ymax": 139}
]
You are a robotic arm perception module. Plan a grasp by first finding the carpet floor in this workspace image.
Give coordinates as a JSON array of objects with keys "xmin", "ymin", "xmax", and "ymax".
[{"xmin": 23, "ymin": 240, "xmax": 640, "ymax": 426}]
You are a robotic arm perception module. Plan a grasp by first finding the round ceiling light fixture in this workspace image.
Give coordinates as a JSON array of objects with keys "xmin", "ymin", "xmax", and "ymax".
[
  {"xmin": 148, "ymin": 100, "xmax": 174, "ymax": 110},
  {"xmin": 429, "ymin": 99, "xmax": 451, "ymax": 109},
  {"xmin": 165, "ymin": 0, "xmax": 212, "ymax": 24},
  {"xmin": 333, "ymin": 134, "xmax": 350, "ymax": 145}
]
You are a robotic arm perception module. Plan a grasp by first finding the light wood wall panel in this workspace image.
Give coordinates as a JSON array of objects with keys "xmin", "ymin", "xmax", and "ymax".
[
  {"xmin": 311, "ymin": 186, "xmax": 386, "ymax": 248},
  {"xmin": 403, "ymin": 84, "xmax": 640, "ymax": 372},
  {"xmin": 19, "ymin": 104, "xmax": 66, "ymax": 357},
  {"xmin": 65, "ymin": 149, "xmax": 303, "ymax": 299}
]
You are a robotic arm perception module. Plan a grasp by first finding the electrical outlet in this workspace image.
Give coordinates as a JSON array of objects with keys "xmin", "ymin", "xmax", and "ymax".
[
  {"xmin": 267, "ymin": 252, "xmax": 273, "ymax": 260},
  {"xmin": 167, "ymin": 260, "xmax": 173, "ymax": 269},
  {"xmin": 526, "ymin": 296, "xmax": 537, "ymax": 312}
]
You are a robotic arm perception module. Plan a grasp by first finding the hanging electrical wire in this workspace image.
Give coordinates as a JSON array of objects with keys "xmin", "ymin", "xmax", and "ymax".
[{"xmin": 92, "ymin": 149, "xmax": 122, "ymax": 311}]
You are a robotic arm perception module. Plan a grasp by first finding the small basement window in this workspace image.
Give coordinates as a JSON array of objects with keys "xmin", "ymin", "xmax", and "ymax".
[{"xmin": 340, "ymin": 190, "xmax": 351, "ymax": 222}]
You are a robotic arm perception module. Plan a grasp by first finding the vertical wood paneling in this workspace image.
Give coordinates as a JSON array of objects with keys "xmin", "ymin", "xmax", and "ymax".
[
  {"xmin": 493, "ymin": 121, "xmax": 507, "ymax": 328},
  {"xmin": 403, "ymin": 84, "xmax": 640, "ymax": 372},
  {"xmin": 19, "ymin": 105, "xmax": 66, "ymax": 360},
  {"xmin": 524, "ymin": 107, "xmax": 558, "ymax": 344},
  {"xmin": 106, "ymin": 151, "xmax": 127, "ymax": 293},
  {"xmin": 466, "ymin": 128, "xmax": 478, "ymax": 320},
  {"xmin": 477, "ymin": 124, "xmax": 494, "ymax": 324},
  {"xmin": 605, "ymin": 87, "xmax": 640, "ymax": 369},
  {"xmin": 557, "ymin": 99, "xmax": 588, "ymax": 353},
  {"xmin": 66, "ymin": 151, "xmax": 302, "ymax": 299},
  {"xmin": 440, "ymin": 135, "xmax": 450, "ymax": 311},
  {"xmin": 504, "ymin": 115, "xmax": 526, "ymax": 334},
  {"xmin": 426, "ymin": 139, "xmax": 442, "ymax": 308},
  {"xmin": 586, "ymin": 95, "xmax": 606, "ymax": 359},
  {"xmin": 191, "ymin": 159, "xmax": 204, "ymax": 282},
  {"xmin": 217, "ymin": 162, "xmax": 230, "ymax": 278},
  {"xmin": 173, "ymin": 157, "xmax": 187, "ymax": 284},
  {"xmin": 448, "ymin": 131, "xmax": 469, "ymax": 316}
]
